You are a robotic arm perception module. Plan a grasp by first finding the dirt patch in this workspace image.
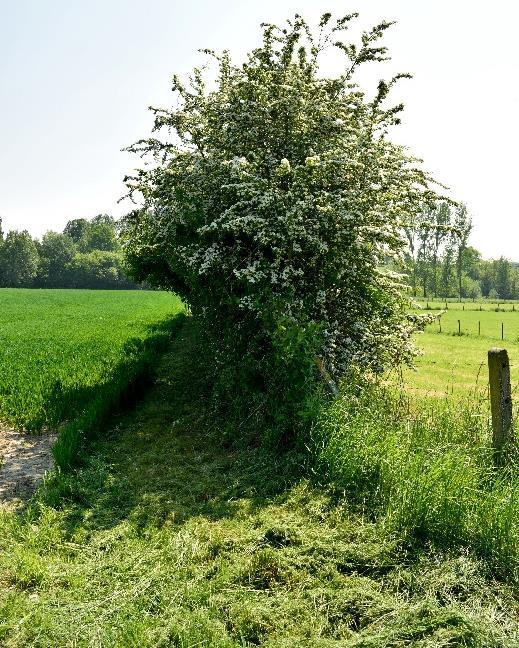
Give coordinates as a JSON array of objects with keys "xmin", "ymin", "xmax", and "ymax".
[{"xmin": 0, "ymin": 427, "xmax": 56, "ymax": 508}]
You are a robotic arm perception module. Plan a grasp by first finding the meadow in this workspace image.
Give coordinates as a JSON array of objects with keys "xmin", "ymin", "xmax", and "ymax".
[
  {"xmin": 402, "ymin": 300, "xmax": 519, "ymax": 397},
  {"xmin": 0, "ymin": 289, "xmax": 184, "ymax": 465}
]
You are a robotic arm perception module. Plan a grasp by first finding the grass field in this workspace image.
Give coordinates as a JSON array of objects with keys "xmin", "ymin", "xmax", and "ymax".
[
  {"xmin": 1, "ymin": 303, "xmax": 519, "ymax": 643},
  {"xmin": 401, "ymin": 302, "xmax": 519, "ymax": 397},
  {"xmin": 415, "ymin": 298, "xmax": 519, "ymax": 311},
  {"xmin": 0, "ymin": 289, "xmax": 184, "ymax": 465},
  {"xmin": 1, "ymin": 322, "xmax": 518, "ymax": 646}
]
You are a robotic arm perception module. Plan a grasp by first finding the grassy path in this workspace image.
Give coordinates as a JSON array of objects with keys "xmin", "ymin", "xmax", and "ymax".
[{"xmin": 1, "ymin": 323, "xmax": 518, "ymax": 646}]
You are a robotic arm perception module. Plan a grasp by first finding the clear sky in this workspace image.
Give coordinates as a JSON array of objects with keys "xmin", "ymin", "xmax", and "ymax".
[{"xmin": 1, "ymin": 0, "xmax": 517, "ymax": 259}]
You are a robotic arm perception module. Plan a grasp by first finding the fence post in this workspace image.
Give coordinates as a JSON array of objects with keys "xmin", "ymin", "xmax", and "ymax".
[
  {"xmin": 488, "ymin": 348, "xmax": 514, "ymax": 464},
  {"xmin": 458, "ymin": 319, "xmax": 461, "ymax": 334}
]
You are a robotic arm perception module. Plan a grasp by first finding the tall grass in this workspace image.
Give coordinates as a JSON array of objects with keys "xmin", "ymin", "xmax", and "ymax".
[
  {"xmin": 314, "ymin": 381, "xmax": 519, "ymax": 581},
  {"xmin": 52, "ymin": 314, "xmax": 186, "ymax": 468}
]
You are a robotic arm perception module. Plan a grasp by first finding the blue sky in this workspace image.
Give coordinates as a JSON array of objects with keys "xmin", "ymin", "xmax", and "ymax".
[{"xmin": 1, "ymin": 0, "xmax": 518, "ymax": 258}]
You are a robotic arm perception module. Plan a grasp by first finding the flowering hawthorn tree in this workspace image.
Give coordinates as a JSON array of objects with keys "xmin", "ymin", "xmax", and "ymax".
[{"xmin": 122, "ymin": 13, "xmax": 438, "ymax": 438}]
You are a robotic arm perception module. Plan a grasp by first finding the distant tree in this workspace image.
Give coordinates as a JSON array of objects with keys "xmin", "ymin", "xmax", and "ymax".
[
  {"xmin": 462, "ymin": 246, "xmax": 482, "ymax": 281},
  {"xmin": 428, "ymin": 202, "xmax": 451, "ymax": 297},
  {"xmin": 0, "ymin": 217, "xmax": 4, "ymax": 285},
  {"xmin": 416, "ymin": 219, "xmax": 433, "ymax": 297},
  {"xmin": 479, "ymin": 260, "xmax": 494, "ymax": 297},
  {"xmin": 406, "ymin": 202, "xmax": 457, "ymax": 298},
  {"xmin": 510, "ymin": 267, "xmax": 519, "ymax": 300},
  {"xmin": 453, "ymin": 204, "xmax": 472, "ymax": 300},
  {"xmin": 67, "ymin": 250, "xmax": 134, "ymax": 289},
  {"xmin": 495, "ymin": 257, "xmax": 512, "ymax": 300},
  {"xmin": 461, "ymin": 275, "xmax": 481, "ymax": 300},
  {"xmin": 0, "ymin": 214, "xmax": 138, "ymax": 290},
  {"xmin": 438, "ymin": 237, "xmax": 458, "ymax": 297},
  {"xmin": 403, "ymin": 225, "xmax": 420, "ymax": 296},
  {"xmin": 404, "ymin": 207, "xmax": 434, "ymax": 297},
  {"xmin": 78, "ymin": 222, "xmax": 120, "ymax": 253},
  {"xmin": 0, "ymin": 230, "xmax": 39, "ymax": 287},
  {"xmin": 91, "ymin": 213, "xmax": 116, "ymax": 227},
  {"xmin": 63, "ymin": 218, "xmax": 89, "ymax": 243},
  {"xmin": 403, "ymin": 216, "xmax": 519, "ymax": 301},
  {"xmin": 37, "ymin": 231, "xmax": 76, "ymax": 287}
]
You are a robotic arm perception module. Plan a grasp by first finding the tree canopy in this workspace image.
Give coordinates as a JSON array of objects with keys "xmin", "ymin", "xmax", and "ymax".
[
  {"xmin": 401, "ymin": 201, "xmax": 519, "ymax": 301},
  {"xmin": 120, "ymin": 12, "xmax": 452, "ymax": 438}
]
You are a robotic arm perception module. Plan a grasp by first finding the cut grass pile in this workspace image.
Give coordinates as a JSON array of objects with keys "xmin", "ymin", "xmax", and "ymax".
[{"xmin": 1, "ymin": 321, "xmax": 518, "ymax": 646}]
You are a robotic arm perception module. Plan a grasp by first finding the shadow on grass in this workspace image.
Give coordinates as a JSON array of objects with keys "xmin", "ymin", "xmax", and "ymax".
[
  {"xmin": 51, "ymin": 314, "xmax": 187, "ymax": 469},
  {"xmin": 48, "ymin": 316, "xmax": 187, "ymax": 424},
  {"xmin": 40, "ymin": 318, "xmax": 307, "ymax": 536}
]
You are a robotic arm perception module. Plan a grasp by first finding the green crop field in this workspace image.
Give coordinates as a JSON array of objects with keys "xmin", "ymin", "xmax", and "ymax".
[
  {"xmin": 0, "ymin": 289, "xmax": 183, "ymax": 440},
  {"xmin": 401, "ymin": 301, "xmax": 519, "ymax": 397}
]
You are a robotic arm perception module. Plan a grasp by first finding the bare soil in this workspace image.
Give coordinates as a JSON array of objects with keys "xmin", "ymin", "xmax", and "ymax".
[{"xmin": 0, "ymin": 427, "xmax": 56, "ymax": 507}]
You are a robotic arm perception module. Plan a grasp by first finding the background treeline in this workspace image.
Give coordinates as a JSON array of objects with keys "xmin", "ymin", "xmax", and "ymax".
[
  {"xmin": 405, "ymin": 202, "xmax": 519, "ymax": 300},
  {"xmin": 0, "ymin": 215, "xmax": 139, "ymax": 289}
]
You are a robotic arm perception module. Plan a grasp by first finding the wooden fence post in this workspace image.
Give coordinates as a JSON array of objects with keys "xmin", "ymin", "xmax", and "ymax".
[{"xmin": 488, "ymin": 348, "xmax": 514, "ymax": 464}]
